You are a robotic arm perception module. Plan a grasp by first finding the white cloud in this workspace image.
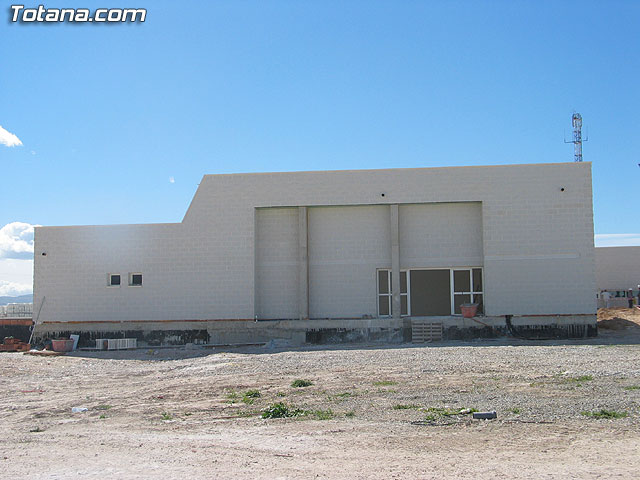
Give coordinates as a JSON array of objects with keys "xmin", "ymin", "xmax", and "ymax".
[
  {"xmin": 0, "ymin": 222, "xmax": 38, "ymax": 260},
  {"xmin": 0, "ymin": 125, "xmax": 23, "ymax": 147},
  {"xmin": 0, "ymin": 280, "xmax": 32, "ymax": 296},
  {"xmin": 0, "ymin": 258, "xmax": 33, "ymax": 296},
  {"xmin": 169, "ymin": 176, "xmax": 175, "ymax": 184},
  {"xmin": 595, "ymin": 233, "xmax": 640, "ymax": 247}
]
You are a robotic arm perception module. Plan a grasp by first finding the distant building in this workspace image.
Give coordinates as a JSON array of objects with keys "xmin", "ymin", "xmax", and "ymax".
[
  {"xmin": 595, "ymin": 246, "xmax": 640, "ymax": 308},
  {"xmin": 1, "ymin": 303, "xmax": 33, "ymax": 317},
  {"xmin": 33, "ymin": 162, "xmax": 597, "ymax": 345}
]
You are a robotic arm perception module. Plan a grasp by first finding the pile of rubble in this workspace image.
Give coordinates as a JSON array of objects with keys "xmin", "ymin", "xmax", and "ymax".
[{"xmin": 0, "ymin": 337, "xmax": 30, "ymax": 352}]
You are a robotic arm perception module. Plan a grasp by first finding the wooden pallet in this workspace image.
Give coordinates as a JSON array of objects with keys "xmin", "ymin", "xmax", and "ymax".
[{"xmin": 411, "ymin": 322, "xmax": 443, "ymax": 343}]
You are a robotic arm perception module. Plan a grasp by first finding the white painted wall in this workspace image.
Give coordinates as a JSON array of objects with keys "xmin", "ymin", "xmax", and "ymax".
[
  {"xmin": 34, "ymin": 162, "xmax": 596, "ymax": 324},
  {"xmin": 595, "ymin": 246, "xmax": 640, "ymax": 291},
  {"xmin": 308, "ymin": 205, "xmax": 390, "ymax": 318},
  {"xmin": 399, "ymin": 203, "xmax": 483, "ymax": 269},
  {"xmin": 255, "ymin": 207, "xmax": 299, "ymax": 319}
]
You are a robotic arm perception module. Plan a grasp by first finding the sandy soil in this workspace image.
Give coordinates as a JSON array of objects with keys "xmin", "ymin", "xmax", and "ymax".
[
  {"xmin": 1, "ymin": 312, "xmax": 640, "ymax": 479},
  {"xmin": 597, "ymin": 306, "xmax": 640, "ymax": 330}
]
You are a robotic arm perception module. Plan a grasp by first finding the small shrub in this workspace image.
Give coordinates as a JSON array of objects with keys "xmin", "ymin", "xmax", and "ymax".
[
  {"xmin": 393, "ymin": 404, "xmax": 420, "ymax": 410},
  {"xmin": 309, "ymin": 409, "xmax": 334, "ymax": 420},
  {"xmin": 581, "ymin": 409, "xmax": 628, "ymax": 419},
  {"xmin": 566, "ymin": 375, "xmax": 593, "ymax": 386},
  {"xmin": 335, "ymin": 392, "xmax": 353, "ymax": 398},
  {"xmin": 161, "ymin": 412, "xmax": 173, "ymax": 421},
  {"xmin": 291, "ymin": 379, "xmax": 313, "ymax": 388},
  {"xmin": 99, "ymin": 414, "xmax": 106, "ymax": 419},
  {"xmin": 373, "ymin": 380, "xmax": 397, "ymax": 386},
  {"xmin": 261, "ymin": 402, "xmax": 303, "ymax": 419},
  {"xmin": 226, "ymin": 392, "xmax": 240, "ymax": 403},
  {"xmin": 96, "ymin": 405, "xmax": 112, "ymax": 410},
  {"xmin": 345, "ymin": 411, "xmax": 355, "ymax": 418},
  {"xmin": 556, "ymin": 374, "xmax": 593, "ymax": 384},
  {"xmin": 623, "ymin": 386, "xmax": 640, "ymax": 391},
  {"xmin": 242, "ymin": 389, "xmax": 261, "ymax": 404},
  {"xmin": 509, "ymin": 407, "xmax": 521, "ymax": 414}
]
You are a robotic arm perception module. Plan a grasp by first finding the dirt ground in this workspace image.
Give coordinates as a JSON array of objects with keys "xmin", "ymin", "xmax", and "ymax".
[{"xmin": 1, "ymin": 310, "xmax": 640, "ymax": 479}]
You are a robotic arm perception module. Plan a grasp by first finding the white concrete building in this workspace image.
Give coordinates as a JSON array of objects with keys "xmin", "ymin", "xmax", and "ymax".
[
  {"xmin": 595, "ymin": 246, "xmax": 640, "ymax": 307},
  {"xmin": 33, "ymin": 162, "xmax": 597, "ymax": 346}
]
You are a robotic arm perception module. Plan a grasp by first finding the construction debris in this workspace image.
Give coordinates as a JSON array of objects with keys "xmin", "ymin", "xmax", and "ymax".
[
  {"xmin": 473, "ymin": 411, "xmax": 497, "ymax": 420},
  {"xmin": 0, "ymin": 337, "xmax": 30, "ymax": 353},
  {"xmin": 23, "ymin": 350, "xmax": 66, "ymax": 357}
]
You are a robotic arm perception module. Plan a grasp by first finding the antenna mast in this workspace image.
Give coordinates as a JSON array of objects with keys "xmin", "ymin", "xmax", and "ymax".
[{"xmin": 565, "ymin": 113, "xmax": 585, "ymax": 162}]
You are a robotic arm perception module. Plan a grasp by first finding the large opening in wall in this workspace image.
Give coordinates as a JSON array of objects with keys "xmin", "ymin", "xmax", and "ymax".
[
  {"xmin": 377, "ymin": 267, "xmax": 484, "ymax": 317},
  {"xmin": 410, "ymin": 270, "xmax": 451, "ymax": 316}
]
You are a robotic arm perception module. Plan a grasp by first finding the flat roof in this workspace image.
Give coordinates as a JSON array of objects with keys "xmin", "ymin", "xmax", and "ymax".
[{"xmin": 201, "ymin": 161, "xmax": 590, "ymax": 179}]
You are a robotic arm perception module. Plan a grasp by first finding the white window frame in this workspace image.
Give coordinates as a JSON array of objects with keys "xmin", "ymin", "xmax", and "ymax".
[
  {"xmin": 128, "ymin": 272, "xmax": 143, "ymax": 287},
  {"xmin": 107, "ymin": 273, "xmax": 121, "ymax": 287},
  {"xmin": 376, "ymin": 269, "xmax": 409, "ymax": 317},
  {"xmin": 378, "ymin": 267, "xmax": 484, "ymax": 317},
  {"xmin": 377, "ymin": 270, "xmax": 392, "ymax": 317},
  {"xmin": 450, "ymin": 268, "xmax": 484, "ymax": 315},
  {"xmin": 401, "ymin": 270, "xmax": 410, "ymax": 317}
]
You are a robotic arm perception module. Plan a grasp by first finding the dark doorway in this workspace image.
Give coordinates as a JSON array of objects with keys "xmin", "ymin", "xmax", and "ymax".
[{"xmin": 409, "ymin": 269, "xmax": 451, "ymax": 316}]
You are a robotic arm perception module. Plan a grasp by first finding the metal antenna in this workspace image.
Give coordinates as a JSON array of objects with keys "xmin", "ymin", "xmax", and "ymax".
[{"xmin": 564, "ymin": 112, "xmax": 587, "ymax": 162}]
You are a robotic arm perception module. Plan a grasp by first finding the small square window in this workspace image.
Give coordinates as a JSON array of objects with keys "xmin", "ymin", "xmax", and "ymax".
[
  {"xmin": 129, "ymin": 273, "xmax": 143, "ymax": 286},
  {"xmin": 107, "ymin": 274, "xmax": 121, "ymax": 287}
]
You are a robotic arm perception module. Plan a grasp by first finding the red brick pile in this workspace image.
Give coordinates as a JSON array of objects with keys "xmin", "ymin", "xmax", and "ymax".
[{"xmin": 0, "ymin": 337, "xmax": 31, "ymax": 352}]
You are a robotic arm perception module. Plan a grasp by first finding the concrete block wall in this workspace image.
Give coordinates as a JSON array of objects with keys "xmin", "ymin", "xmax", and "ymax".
[
  {"xmin": 34, "ymin": 222, "xmax": 256, "ymax": 324},
  {"xmin": 595, "ymin": 246, "xmax": 640, "ymax": 291},
  {"xmin": 255, "ymin": 207, "xmax": 299, "ymax": 319},
  {"xmin": 34, "ymin": 162, "xmax": 596, "ymax": 327},
  {"xmin": 399, "ymin": 202, "xmax": 483, "ymax": 268},
  {"xmin": 308, "ymin": 205, "xmax": 390, "ymax": 318}
]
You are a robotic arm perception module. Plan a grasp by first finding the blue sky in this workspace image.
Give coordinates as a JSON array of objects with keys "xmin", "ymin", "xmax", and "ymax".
[{"xmin": 1, "ymin": 1, "xmax": 639, "ymax": 294}]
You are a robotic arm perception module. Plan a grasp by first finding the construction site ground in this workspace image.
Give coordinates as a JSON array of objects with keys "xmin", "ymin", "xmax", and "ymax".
[{"xmin": 1, "ymin": 308, "xmax": 639, "ymax": 479}]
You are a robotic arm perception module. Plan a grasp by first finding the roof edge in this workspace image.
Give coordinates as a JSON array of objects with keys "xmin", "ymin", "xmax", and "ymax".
[{"xmin": 201, "ymin": 161, "xmax": 591, "ymax": 178}]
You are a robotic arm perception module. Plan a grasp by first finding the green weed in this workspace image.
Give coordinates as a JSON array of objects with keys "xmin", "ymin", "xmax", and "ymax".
[
  {"xmin": 242, "ymin": 389, "xmax": 261, "ymax": 404},
  {"xmin": 309, "ymin": 409, "xmax": 334, "ymax": 420},
  {"xmin": 261, "ymin": 402, "xmax": 303, "ymax": 419},
  {"xmin": 581, "ymin": 409, "xmax": 628, "ymax": 419},
  {"xmin": 335, "ymin": 392, "xmax": 354, "ymax": 398},
  {"xmin": 373, "ymin": 380, "xmax": 397, "ymax": 386},
  {"xmin": 392, "ymin": 404, "xmax": 420, "ymax": 410},
  {"xmin": 291, "ymin": 379, "xmax": 313, "ymax": 388},
  {"xmin": 225, "ymin": 391, "xmax": 240, "ymax": 403}
]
